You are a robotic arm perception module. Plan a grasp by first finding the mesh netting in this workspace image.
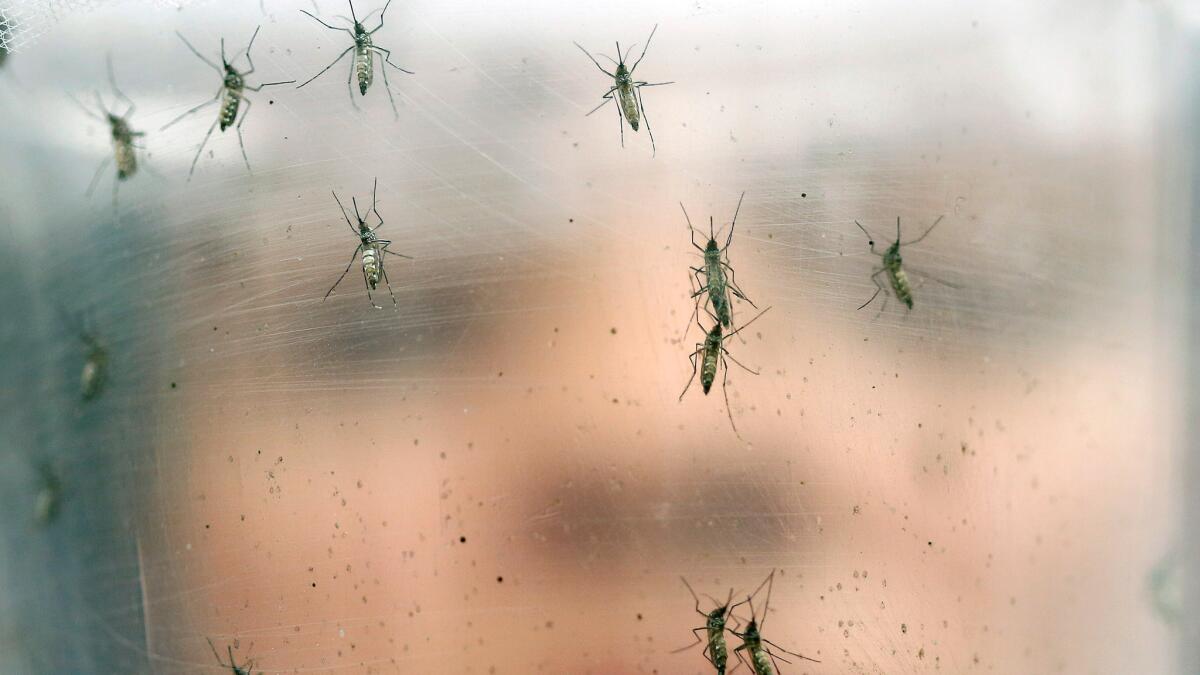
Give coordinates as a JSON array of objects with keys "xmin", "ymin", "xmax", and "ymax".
[
  {"xmin": 0, "ymin": 0, "xmax": 203, "ymax": 56},
  {"xmin": 0, "ymin": 1, "xmax": 95, "ymax": 55}
]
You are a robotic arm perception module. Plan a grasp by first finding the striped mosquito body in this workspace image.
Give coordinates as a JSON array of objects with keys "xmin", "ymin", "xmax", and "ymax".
[
  {"xmin": 219, "ymin": 68, "xmax": 244, "ymax": 131},
  {"xmin": 731, "ymin": 571, "xmax": 820, "ymax": 675},
  {"xmin": 162, "ymin": 26, "xmax": 294, "ymax": 180},
  {"xmin": 675, "ymin": 578, "xmax": 736, "ymax": 675},
  {"xmin": 615, "ymin": 66, "xmax": 639, "ymax": 129},
  {"xmin": 71, "ymin": 55, "xmax": 146, "ymax": 212},
  {"xmin": 886, "ymin": 252, "xmax": 912, "ymax": 308},
  {"xmin": 298, "ymin": 0, "xmax": 415, "ymax": 119},
  {"xmin": 700, "ymin": 324, "xmax": 722, "ymax": 394},
  {"xmin": 60, "ymin": 308, "xmax": 109, "ymax": 401},
  {"xmin": 682, "ymin": 193, "xmax": 756, "ymax": 343},
  {"xmin": 323, "ymin": 178, "xmax": 411, "ymax": 310},
  {"xmin": 680, "ymin": 307, "xmax": 771, "ymax": 438},
  {"xmin": 360, "ymin": 234, "xmax": 382, "ymax": 288},
  {"xmin": 108, "ymin": 114, "xmax": 139, "ymax": 179},
  {"xmin": 574, "ymin": 25, "xmax": 673, "ymax": 155},
  {"xmin": 79, "ymin": 333, "xmax": 108, "ymax": 401},
  {"xmin": 34, "ymin": 460, "xmax": 64, "ymax": 526},
  {"xmin": 354, "ymin": 30, "xmax": 374, "ymax": 94},
  {"xmin": 855, "ymin": 215, "xmax": 950, "ymax": 312}
]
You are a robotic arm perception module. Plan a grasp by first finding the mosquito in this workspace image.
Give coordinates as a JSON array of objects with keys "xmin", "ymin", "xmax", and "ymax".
[
  {"xmin": 672, "ymin": 577, "xmax": 738, "ymax": 675},
  {"xmin": 70, "ymin": 54, "xmax": 146, "ymax": 214},
  {"xmin": 681, "ymin": 192, "xmax": 757, "ymax": 344},
  {"xmin": 731, "ymin": 571, "xmax": 820, "ymax": 675},
  {"xmin": 680, "ymin": 306, "xmax": 771, "ymax": 438},
  {"xmin": 59, "ymin": 309, "xmax": 108, "ymax": 401},
  {"xmin": 855, "ymin": 215, "xmax": 954, "ymax": 313},
  {"xmin": 207, "ymin": 638, "xmax": 256, "ymax": 675},
  {"xmin": 161, "ymin": 26, "xmax": 294, "ymax": 180},
  {"xmin": 323, "ymin": 178, "xmax": 411, "ymax": 309},
  {"xmin": 34, "ymin": 460, "xmax": 64, "ymax": 526},
  {"xmin": 574, "ymin": 24, "xmax": 673, "ymax": 155},
  {"xmin": 297, "ymin": 0, "xmax": 414, "ymax": 119}
]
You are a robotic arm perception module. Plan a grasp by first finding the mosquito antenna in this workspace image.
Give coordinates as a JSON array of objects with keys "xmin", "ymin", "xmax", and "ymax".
[
  {"xmin": 726, "ymin": 191, "xmax": 746, "ymax": 249},
  {"xmin": 595, "ymin": 52, "xmax": 620, "ymax": 67},
  {"xmin": 622, "ymin": 42, "xmax": 639, "ymax": 63},
  {"xmin": 900, "ymin": 214, "xmax": 945, "ymax": 247}
]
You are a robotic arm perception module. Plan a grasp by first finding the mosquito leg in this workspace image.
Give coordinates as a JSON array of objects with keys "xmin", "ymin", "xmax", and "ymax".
[
  {"xmin": 381, "ymin": 266, "xmax": 398, "ymax": 309},
  {"xmin": 160, "ymin": 90, "xmax": 221, "ymax": 131},
  {"xmin": 346, "ymin": 57, "xmax": 361, "ymax": 111},
  {"xmin": 858, "ymin": 268, "xmax": 885, "ymax": 310},
  {"xmin": 616, "ymin": 96, "xmax": 625, "ymax": 147},
  {"xmin": 377, "ymin": 52, "xmax": 400, "ymax": 119},
  {"xmin": 85, "ymin": 157, "xmax": 112, "ymax": 197},
  {"xmin": 325, "ymin": 245, "xmax": 362, "ymax": 300},
  {"xmin": 720, "ymin": 353, "xmax": 742, "ymax": 439},
  {"xmin": 362, "ymin": 267, "xmax": 382, "ymax": 309},
  {"xmin": 110, "ymin": 171, "xmax": 120, "ymax": 220},
  {"xmin": 234, "ymin": 95, "xmax": 253, "ymax": 173},
  {"xmin": 296, "ymin": 45, "xmax": 353, "ymax": 89},
  {"xmin": 205, "ymin": 638, "xmax": 224, "ymax": 666},
  {"xmin": 723, "ymin": 263, "xmax": 757, "ymax": 307},
  {"xmin": 678, "ymin": 348, "xmax": 701, "ymax": 400},
  {"xmin": 586, "ymin": 89, "xmax": 616, "ymax": 116},
  {"xmin": 573, "ymin": 42, "xmax": 616, "ymax": 78},
  {"xmin": 874, "ymin": 290, "xmax": 890, "ymax": 320},
  {"xmin": 175, "ymin": 31, "xmax": 223, "ymax": 74},
  {"xmin": 186, "ymin": 118, "xmax": 220, "ymax": 181},
  {"xmin": 635, "ymin": 85, "xmax": 656, "ymax": 156},
  {"xmin": 373, "ymin": 45, "xmax": 414, "ymax": 74}
]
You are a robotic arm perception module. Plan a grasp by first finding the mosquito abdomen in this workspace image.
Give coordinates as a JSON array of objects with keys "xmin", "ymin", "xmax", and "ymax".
[
  {"xmin": 709, "ymin": 629, "xmax": 728, "ymax": 674},
  {"xmin": 750, "ymin": 646, "xmax": 774, "ymax": 675},
  {"xmin": 701, "ymin": 346, "xmax": 719, "ymax": 394},
  {"xmin": 356, "ymin": 44, "xmax": 374, "ymax": 95},
  {"xmin": 362, "ymin": 247, "xmax": 381, "ymax": 289},
  {"xmin": 890, "ymin": 266, "xmax": 913, "ymax": 309},
  {"xmin": 619, "ymin": 85, "xmax": 640, "ymax": 130},
  {"xmin": 114, "ymin": 141, "xmax": 137, "ymax": 180},
  {"xmin": 219, "ymin": 89, "xmax": 240, "ymax": 131}
]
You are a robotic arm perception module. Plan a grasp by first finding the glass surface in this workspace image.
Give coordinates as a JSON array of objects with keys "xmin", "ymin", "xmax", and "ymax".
[{"xmin": 0, "ymin": 0, "xmax": 1193, "ymax": 672}]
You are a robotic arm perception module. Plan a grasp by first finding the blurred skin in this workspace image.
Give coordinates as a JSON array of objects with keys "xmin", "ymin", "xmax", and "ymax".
[{"xmin": 155, "ymin": 162, "xmax": 1172, "ymax": 674}]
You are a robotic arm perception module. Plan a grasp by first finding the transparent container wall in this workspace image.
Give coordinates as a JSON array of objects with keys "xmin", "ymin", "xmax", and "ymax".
[{"xmin": 0, "ymin": 0, "xmax": 1193, "ymax": 672}]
